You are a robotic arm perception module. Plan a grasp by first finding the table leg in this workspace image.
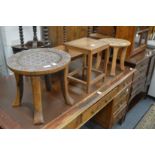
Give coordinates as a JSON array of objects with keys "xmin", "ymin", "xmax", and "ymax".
[
  {"xmin": 95, "ymin": 52, "xmax": 102, "ymax": 69},
  {"xmin": 103, "ymin": 48, "xmax": 110, "ymax": 75},
  {"xmin": 60, "ymin": 67, "xmax": 74, "ymax": 105},
  {"xmin": 31, "ymin": 76, "xmax": 44, "ymax": 124},
  {"xmin": 13, "ymin": 73, "xmax": 23, "ymax": 107},
  {"xmin": 87, "ymin": 53, "xmax": 93, "ymax": 93},
  {"xmin": 110, "ymin": 47, "xmax": 119, "ymax": 76},
  {"xmin": 120, "ymin": 47, "xmax": 127, "ymax": 71}
]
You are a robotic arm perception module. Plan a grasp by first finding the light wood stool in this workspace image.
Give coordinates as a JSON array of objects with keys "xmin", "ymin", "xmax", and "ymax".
[
  {"xmin": 65, "ymin": 37, "xmax": 109, "ymax": 93},
  {"xmin": 100, "ymin": 38, "xmax": 131, "ymax": 76},
  {"xmin": 7, "ymin": 48, "xmax": 73, "ymax": 125}
]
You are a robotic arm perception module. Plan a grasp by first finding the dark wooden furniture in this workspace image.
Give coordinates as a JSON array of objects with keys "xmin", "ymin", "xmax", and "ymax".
[
  {"xmin": 89, "ymin": 26, "xmax": 116, "ymax": 39},
  {"xmin": 0, "ymin": 64, "xmax": 135, "ymax": 128},
  {"xmin": 65, "ymin": 37, "xmax": 109, "ymax": 93},
  {"xmin": 7, "ymin": 48, "xmax": 73, "ymax": 125},
  {"xmin": 125, "ymin": 49, "xmax": 155, "ymax": 109},
  {"xmin": 48, "ymin": 26, "xmax": 89, "ymax": 46},
  {"xmin": 12, "ymin": 26, "xmax": 51, "ymax": 54}
]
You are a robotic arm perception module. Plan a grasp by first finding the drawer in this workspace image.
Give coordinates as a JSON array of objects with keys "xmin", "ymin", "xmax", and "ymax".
[
  {"xmin": 93, "ymin": 86, "xmax": 118, "ymax": 112},
  {"xmin": 131, "ymin": 83, "xmax": 145, "ymax": 97},
  {"xmin": 114, "ymin": 84, "xmax": 131, "ymax": 103},
  {"xmin": 136, "ymin": 58, "xmax": 149, "ymax": 70},
  {"xmin": 113, "ymin": 84, "xmax": 131, "ymax": 114},
  {"xmin": 118, "ymin": 74, "xmax": 133, "ymax": 92},
  {"xmin": 113, "ymin": 105, "xmax": 127, "ymax": 124},
  {"xmin": 132, "ymin": 76, "xmax": 146, "ymax": 90},
  {"xmin": 113, "ymin": 97, "xmax": 127, "ymax": 114},
  {"xmin": 133, "ymin": 66, "xmax": 148, "ymax": 80}
]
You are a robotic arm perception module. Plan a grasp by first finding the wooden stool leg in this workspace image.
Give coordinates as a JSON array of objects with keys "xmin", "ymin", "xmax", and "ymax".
[
  {"xmin": 110, "ymin": 47, "xmax": 119, "ymax": 76},
  {"xmin": 120, "ymin": 47, "xmax": 127, "ymax": 71},
  {"xmin": 13, "ymin": 73, "xmax": 23, "ymax": 107},
  {"xmin": 103, "ymin": 48, "xmax": 110, "ymax": 75},
  {"xmin": 31, "ymin": 76, "xmax": 44, "ymax": 124},
  {"xmin": 87, "ymin": 53, "xmax": 93, "ymax": 93},
  {"xmin": 95, "ymin": 52, "xmax": 102, "ymax": 69},
  {"xmin": 82, "ymin": 54, "xmax": 87, "ymax": 79},
  {"xmin": 60, "ymin": 67, "xmax": 74, "ymax": 105}
]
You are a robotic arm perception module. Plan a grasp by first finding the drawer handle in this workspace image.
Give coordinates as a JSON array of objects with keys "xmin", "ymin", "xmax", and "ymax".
[{"xmin": 97, "ymin": 91, "xmax": 102, "ymax": 95}]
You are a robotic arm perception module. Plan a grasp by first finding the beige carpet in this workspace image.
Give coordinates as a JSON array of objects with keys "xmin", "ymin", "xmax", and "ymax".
[{"xmin": 136, "ymin": 104, "xmax": 155, "ymax": 129}]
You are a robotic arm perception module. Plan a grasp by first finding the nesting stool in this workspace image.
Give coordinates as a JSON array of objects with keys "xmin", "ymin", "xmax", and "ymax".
[{"xmin": 100, "ymin": 38, "xmax": 131, "ymax": 76}]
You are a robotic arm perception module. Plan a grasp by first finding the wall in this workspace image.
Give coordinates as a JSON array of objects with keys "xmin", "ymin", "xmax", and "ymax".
[{"xmin": 0, "ymin": 28, "xmax": 8, "ymax": 76}]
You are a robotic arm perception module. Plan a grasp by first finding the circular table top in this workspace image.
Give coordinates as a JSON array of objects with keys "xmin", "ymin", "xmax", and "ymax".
[
  {"xmin": 100, "ymin": 38, "xmax": 131, "ymax": 47},
  {"xmin": 7, "ymin": 48, "xmax": 71, "ymax": 75}
]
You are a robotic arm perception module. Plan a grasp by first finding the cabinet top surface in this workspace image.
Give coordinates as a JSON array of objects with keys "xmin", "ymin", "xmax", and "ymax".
[
  {"xmin": 126, "ymin": 50, "xmax": 155, "ymax": 65},
  {"xmin": 7, "ymin": 48, "xmax": 71, "ymax": 75},
  {"xmin": 65, "ymin": 37, "xmax": 108, "ymax": 51}
]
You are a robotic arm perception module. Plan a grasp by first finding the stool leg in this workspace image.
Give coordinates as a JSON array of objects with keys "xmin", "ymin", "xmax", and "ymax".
[
  {"xmin": 82, "ymin": 54, "xmax": 87, "ymax": 79},
  {"xmin": 95, "ymin": 52, "xmax": 102, "ymax": 69},
  {"xmin": 31, "ymin": 76, "xmax": 44, "ymax": 124},
  {"xmin": 120, "ymin": 47, "xmax": 127, "ymax": 71},
  {"xmin": 60, "ymin": 67, "xmax": 74, "ymax": 105},
  {"xmin": 87, "ymin": 53, "xmax": 93, "ymax": 93},
  {"xmin": 13, "ymin": 73, "xmax": 23, "ymax": 107},
  {"xmin": 103, "ymin": 48, "xmax": 110, "ymax": 75},
  {"xmin": 110, "ymin": 47, "xmax": 119, "ymax": 76}
]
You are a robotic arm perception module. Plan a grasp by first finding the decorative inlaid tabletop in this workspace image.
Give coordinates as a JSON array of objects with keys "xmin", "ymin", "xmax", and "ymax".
[
  {"xmin": 7, "ymin": 48, "xmax": 71, "ymax": 75},
  {"xmin": 65, "ymin": 37, "xmax": 108, "ymax": 51},
  {"xmin": 100, "ymin": 38, "xmax": 131, "ymax": 47}
]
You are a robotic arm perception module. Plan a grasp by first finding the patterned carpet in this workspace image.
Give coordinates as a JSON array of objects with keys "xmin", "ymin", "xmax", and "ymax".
[{"xmin": 136, "ymin": 104, "xmax": 155, "ymax": 129}]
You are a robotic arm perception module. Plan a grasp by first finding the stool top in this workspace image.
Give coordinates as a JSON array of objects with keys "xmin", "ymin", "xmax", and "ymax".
[
  {"xmin": 65, "ymin": 37, "xmax": 109, "ymax": 51},
  {"xmin": 7, "ymin": 48, "xmax": 71, "ymax": 76},
  {"xmin": 100, "ymin": 38, "xmax": 131, "ymax": 47}
]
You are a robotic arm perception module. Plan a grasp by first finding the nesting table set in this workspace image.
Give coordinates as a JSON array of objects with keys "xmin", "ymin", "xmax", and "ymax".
[{"xmin": 7, "ymin": 37, "xmax": 131, "ymax": 125}]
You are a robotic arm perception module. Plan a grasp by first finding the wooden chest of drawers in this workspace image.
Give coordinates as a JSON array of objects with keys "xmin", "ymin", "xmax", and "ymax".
[
  {"xmin": 93, "ymin": 73, "xmax": 133, "ymax": 128},
  {"xmin": 125, "ymin": 50, "xmax": 155, "ymax": 108}
]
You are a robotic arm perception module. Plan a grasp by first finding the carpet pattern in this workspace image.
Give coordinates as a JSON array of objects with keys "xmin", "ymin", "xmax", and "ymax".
[{"xmin": 136, "ymin": 104, "xmax": 155, "ymax": 129}]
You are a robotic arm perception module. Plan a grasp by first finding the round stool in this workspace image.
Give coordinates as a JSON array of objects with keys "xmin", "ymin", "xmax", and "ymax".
[{"xmin": 100, "ymin": 38, "xmax": 131, "ymax": 76}]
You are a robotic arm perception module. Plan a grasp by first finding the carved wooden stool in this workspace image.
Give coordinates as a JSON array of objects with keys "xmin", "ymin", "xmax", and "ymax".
[
  {"xmin": 7, "ymin": 48, "xmax": 73, "ymax": 125},
  {"xmin": 100, "ymin": 38, "xmax": 131, "ymax": 76}
]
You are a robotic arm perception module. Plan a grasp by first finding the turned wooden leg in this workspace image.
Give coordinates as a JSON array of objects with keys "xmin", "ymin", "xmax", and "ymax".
[
  {"xmin": 110, "ymin": 47, "xmax": 119, "ymax": 76},
  {"xmin": 120, "ymin": 47, "xmax": 127, "ymax": 71},
  {"xmin": 31, "ymin": 76, "xmax": 44, "ymax": 124},
  {"xmin": 60, "ymin": 67, "xmax": 74, "ymax": 105},
  {"xmin": 87, "ymin": 53, "xmax": 93, "ymax": 93},
  {"xmin": 103, "ymin": 48, "xmax": 110, "ymax": 75},
  {"xmin": 44, "ymin": 75, "xmax": 52, "ymax": 91},
  {"xmin": 95, "ymin": 52, "xmax": 102, "ymax": 69},
  {"xmin": 13, "ymin": 73, "xmax": 23, "ymax": 107}
]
